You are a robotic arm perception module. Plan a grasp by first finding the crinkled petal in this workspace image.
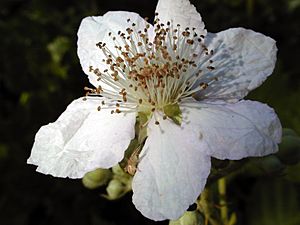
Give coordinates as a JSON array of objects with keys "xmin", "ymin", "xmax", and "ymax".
[
  {"xmin": 195, "ymin": 28, "xmax": 277, "ymax": 102},
  {"xmin": 155, "ymin": 0, "xmax": 206, "ymax": 36},
  {"xmin": 132, "ymin": 114, "xmax": 211, "ymax": 221},
  {"xmin": 77, "ymin": 11, "xmax": 154, "ymax": 90},
  {"xmin": 180, "ymin": 99, "xmax": 282, "ymax": 160},
  {"xmin": 27, "ymin": 97, "xmax": 136, "ymax": 178}
]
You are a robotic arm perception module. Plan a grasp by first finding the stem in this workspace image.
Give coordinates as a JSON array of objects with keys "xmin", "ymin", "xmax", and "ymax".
[
  {"xmin": 198, "ymin": 189, "xmax": 222, "ymax": 225},
  {"xmin": 218, "ymin": 178, "xmax": 228, "ymax": 224}
]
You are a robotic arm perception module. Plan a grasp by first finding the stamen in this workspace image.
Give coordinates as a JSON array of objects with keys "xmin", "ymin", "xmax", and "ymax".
[{"xmin": 88, "ymin": 14, "xmax": 217, "ymax": 115}]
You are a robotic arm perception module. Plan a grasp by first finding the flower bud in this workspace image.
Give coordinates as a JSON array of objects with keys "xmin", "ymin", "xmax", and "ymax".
[
  {"xmin": 82, "ymin": 168, "xmax": 112, "ymax": 189},
  {"xmin": 106, "ymin": 179, "xmax": 127, "ymax": 200},
  {"xmin": 277, "ymin": 135, "xmax": 300, "ymax": 165},
  {"xmin": 169, "ymin": 211, "xmax": 203, "ymax": 225},
  {"xmin": 258, "ymin": 155, "xmax": 285, "ymax": 175},
  {"xmin": 282, "ymin": 128, "xmax": 298, "ymax": 137}
]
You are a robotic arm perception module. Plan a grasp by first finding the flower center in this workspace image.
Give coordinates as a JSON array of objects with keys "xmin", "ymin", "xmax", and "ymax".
[{"xmin": 88, "ymin": 14, "xmax": 217, "ymax": 116}]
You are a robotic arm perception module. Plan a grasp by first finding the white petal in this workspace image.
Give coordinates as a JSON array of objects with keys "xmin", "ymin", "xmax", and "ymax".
[
  {"xmin": 195, "ymin": 28, "xmax": 277, "ymax": 102},
  {"xmin": 180, "ymin": 99, "xmax": 281, "ymax": 160},
  {"xmin": 155, "ymin": 0, "xmax": 206, "ymax": 36},
  {"xmin": 27, "ymin": 97, "xmax": 136, "ymax": 178},
  {"xmin": 77, "ymin": 11, "xmax": 154, "ymax": 90},
  {"xmin": 132, "ymin": 114, "xmax": 211, "ymax": 221}
]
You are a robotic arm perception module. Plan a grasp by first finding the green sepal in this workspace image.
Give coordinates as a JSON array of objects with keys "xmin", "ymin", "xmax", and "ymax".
[
  {"xmin": 119, "ymin": 139, "xmax": 139, "ymax": 170},
  {"xmin": 163, "ymin": 103, "xmax": 182, "ymax": 125},
  {"xmin": 137, "ymin": 111, "xmax": 151, "ymax": 143}
]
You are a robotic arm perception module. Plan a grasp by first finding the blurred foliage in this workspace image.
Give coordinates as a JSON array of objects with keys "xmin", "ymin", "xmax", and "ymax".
[{"xmin": 0, "ymin": 0, "xmax": 299, "ymax": 225}]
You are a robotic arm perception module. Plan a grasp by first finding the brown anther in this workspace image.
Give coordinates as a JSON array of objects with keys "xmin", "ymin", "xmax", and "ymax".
[
  {"xmin": 139, "ymin": 99, "xmax": 143, "ymax": 104},
  {"xmin": 163, "ymin": 115, "xmax": 167, "ymax": 120},
  {"xmin": 187, "ymin": 39, "xmax": 194, "ymax": 45},
  {"xmin": 200, "ymin": 82, "xmax": 208, "ymax": 89},
  {"xmin": 116, "ymin": 109, "xmax": 121, "ymax": 114},
  {"xmin": 155, "ymin": 121, "xmax": 160, "ymax": 125},
  {"xmin": 116, "ymin": 103, "xmax": 120, "ymax": 107},
  {"xmin": 207, "ymin": 66, "xmax": 215, "ymax": 70},
  {"xmin": 101, "ymin": 101, "xmax": 105, "ymax": 105},
  {"xmin": 97, "ymin": 106, "xmax": 101, "ymax": 111},
  {"xmin": 111, "ymin": 110, "xmax": 114, "ymax": 114}
]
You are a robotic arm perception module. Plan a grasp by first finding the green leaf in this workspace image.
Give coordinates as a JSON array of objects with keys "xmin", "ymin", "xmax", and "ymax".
[
  {"xmin": 163, "ymin": 103, "xmax": 182, "ymax": 125},
  {"xmin": 47, "ymin": 36, "xmax": 70, "ymax": 63},
  {"xmin": 247, "ymin": 179, "xmax": 300, "ymax": 225}
]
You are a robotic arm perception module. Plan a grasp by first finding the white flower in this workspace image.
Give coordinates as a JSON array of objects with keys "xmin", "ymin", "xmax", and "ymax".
[{"xmin": 27, "ymin": 0, "xmax": 282, "ymax": 221}]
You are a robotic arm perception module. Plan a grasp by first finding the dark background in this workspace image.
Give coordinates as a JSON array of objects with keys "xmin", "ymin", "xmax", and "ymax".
[{"xmin": 1, "ymin": 0, "xmax": 300, "ymax": 224}]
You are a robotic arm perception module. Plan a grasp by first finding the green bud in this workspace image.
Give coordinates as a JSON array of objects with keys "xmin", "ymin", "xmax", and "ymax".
[
  {"xmin": 163, "ymin": 103, "xmax": 182, "ymax": 125},
  {"xmin": 105, "ymin": 179, "xmax": 127, "ymax": 200},
  {"xmin": 82, "ymin": 168, "xmax": 112, "ymax": 189},
  {"xmin": 277, "ymin": 136, "xmax": 300, "ymax": 165},
  {"xmin": 258, "ymin": 155, "xmax": 285, "ymax": 175},
  {"xmin": 169, "ymin": 211, "xmax": 203, "ymax": 225},
  {"xmin": 282, "ymin": 128, "xmax": 298, "ymax": 137}
]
